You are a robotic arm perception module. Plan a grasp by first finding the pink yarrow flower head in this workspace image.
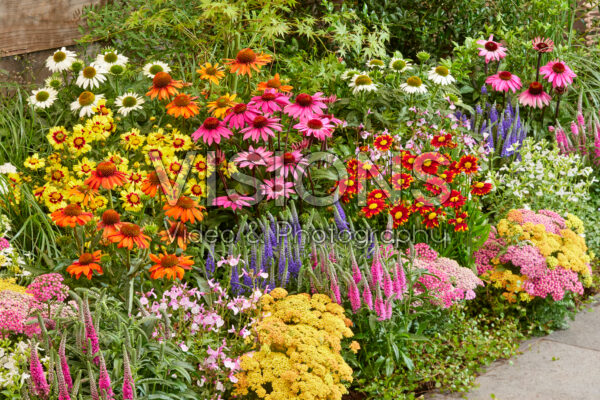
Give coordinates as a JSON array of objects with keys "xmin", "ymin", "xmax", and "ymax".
[
  {"xmin": 234, "ymin": 146, "xmax": 273, "ymax": 169},
  {"xmin": 485, "ymin": 71, "xmax": 522, "ymax": 93},
  {"xmin": 241, "ymin": 114, "xmax": 282, "ymax": 142},
  {"xmin": 213, "ymin": 193, "xmax": 254, "ymax": 211},
  {"xmin": 248, "ymin": 89, "xmax": 289, "ymax": 115},
  {"xmin": 518, "ymin": 82, "xmax": 551, "ymax": 109},
  {"xmin": 294, "ymin": 117, "xmax": 334, "ymax": 141},
  {"xmin": 539, "ymin": 60, "xmax": 576, "ymax": 88},
  {"xmin": 223, "ymin": 102, "xmax": 258, "ymax": 130},
  {"xmin": 266, "ymin": 150, "xmax": 308, "ymax": 179},
  {"xmin": 284, "ymin": 92, "xmax": 328, "ymax": 120},
  {"xmin": 192, "ymin": 117, "xmax": 232, "ymax": 145},
  {"xmin": 260, "ymin": 177, "xmax": 295, "ymax": 200},
  {"xmin": 477, "ymin": 35, "xmax": 507, "ymax": 63},
  {"xmin": 532, "ymin": 36, "xmax": 554, "ymax": 53}
]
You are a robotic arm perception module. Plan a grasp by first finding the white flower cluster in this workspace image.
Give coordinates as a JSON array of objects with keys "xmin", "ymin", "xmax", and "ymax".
[
  {"xmin": 486, "ymin": 138, "xmax": 596, "ymax": 214},
  {"xmin": 0, "ymin": 340, "xmax": 30, "ymax": 393}
]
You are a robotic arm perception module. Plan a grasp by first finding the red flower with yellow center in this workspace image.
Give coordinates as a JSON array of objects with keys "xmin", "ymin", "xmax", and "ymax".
[
  {"xmin": 443, "ymin": 190, "xmax": 466, "ymax": 209},
  {"xmin": 357, "ymin": 161, "xmax": 380, "ymax": 179},
  {"xmin": 146, "ymin": 71, "xmax": 184, "ymax": 100},
  {"xmin": 85, "ymin": 161, "xmax": 127, "ymax": 190},
  {"xmin": 422, "ymin": 208, "xmax": 445, "ymax": 229},
  {"xmin": 389, "ymin": 203, "xmax": 412, "ymax": 228},
  {"xmin": 420, "ymin": 158, "xmax": 440, "ymax": 175},
  {"xmin": 149, "ymin": 252, "xmax": 193, "ymax": 280},
  {"xmin": 431, "ymin": 133, "xmax": 456, "ymax": 148},
  {"xmin": 108, "ymin": 223, "xmax": 150, "ymax": 249},
  {"xmin": 66, "ymin": 251, "xmax": 103, "ymax": 280},
  {"xmin": 225, "ymin": 48, "xmax": 272, "ymax": 77},
  {"xmin": 159, "ymin": 221, "xmax": 189, "ymax": 250},
  {"xmin": 391, "ymin": 173, "xmax": 413, "ymax": 190},
  {"xmin": 471, "ymin": 181, "xmax": 493, "ymax": 196},
  {"xmin": 361, "ymin": 200, "xmax": 386, "ymax": 218},
  {"xmin": 97, "ymin": 209, "xmax": 122, "ymax": 238},
  {"xmin": 163, "ymin": 196, "xmax": 206, "ymax": 224},
  {"xmin": 367, "ymin": 189, "xmax": 390, "ymax": 202},
  {"xmin": 346, "ymin": 159, "xmax": 359, "ymax": 173},
  {"xmin": 373, "ymin": 134, "xmax": 394, "ymax": 152},
  {"xmin": 411, "ymin": 197, "xmax": 434, "ymax": 216},
  {"xmin": 449, "ymin": 211, "xmax": 469, "ymax": 232},
  {"xmin": 438, "ymin": 168, "xmax": 458, "ymax": 183},
  {"xmin": 401, "ymin": 151, "xmax": 416, "ymax": 170},
  {"xmin": 51, "ymin": 204, "xmax": 93, "ymax": 228},
  {"xmin": 457, "ymin": 155, "xmax": 479, "ymax": 174},
  {"xmin": 166, "ymin": 94, "xmax": 200, "ymax": 119},
  {"xmin": 257, "ymin": 73, "xmax": 293, "ymax": 92}
]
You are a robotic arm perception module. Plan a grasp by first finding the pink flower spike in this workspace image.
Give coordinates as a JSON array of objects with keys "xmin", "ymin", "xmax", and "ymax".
[
  {"xmin": 476, "ymin": 35, "xmax": 507, "ymax": 63},
  {"xmin": 518, "ymin": 82, "xmax": 551, "ymax": 109},
  {"xmin": 284, "ymin": 92, "xmax": 327, "ymax": 120},
  {"xmin": 192, "ymin": 117, "xmax": 233, "ymax": 145},
  {"xmin": 485, "ymin": 71, "xmax": 522, "ymax": 93},
  {"xmin": 539, "ymin": 60, "xmax": 576, "ymax": 88}
]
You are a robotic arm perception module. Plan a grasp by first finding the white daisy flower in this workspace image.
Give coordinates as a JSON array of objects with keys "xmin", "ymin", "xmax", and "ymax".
[
  {"xmin": 400, "ymin": 76, "xmax": 428, "ymax": 94},
  {"xmin": 142, "ymin": 61, "xmax": 171, "ymax": 78},
  {"xmin": 348, "ymin": 73, "xmax": 377, "ymax": 95},
  {"xmin": 76, "ymin": 65, "xmax": 108, "ymax": 90},
  {"xmin": 366, "ymin": 59, "xmax": 386, "ymax": 70},
  {"xmin": 27, "ymin": 87, "xmax": 58, "ymax": 109},
  {"xmin": 389, "ymin": 57, "xmax": 412, "ymax": 72},
  {"xmin": 428, "ymin": 66, "xmax": 456, "ymax": 86},
  {"xmin": 70, "ymin": 91, "xmax": 104, "ymax": 118},
  {"xmin": 94, "ymin": 50, "xmax": 129, "ymax": 69},
  {"xmin": 115, "ymin": 92, "xmax": 145, "ymax": 116},
  {"xmin": 45, "ymin": 47, "xmax": 77, "ymax": 72},
  {"xmin": 341, "ymin": 69, "xmax": 361, "ymax": 81}
]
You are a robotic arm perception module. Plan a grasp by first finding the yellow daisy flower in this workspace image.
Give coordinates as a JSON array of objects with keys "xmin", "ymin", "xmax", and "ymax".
[
  {"xmin": 207, "ymin": 93, "xmax": 236, "ymax": 119},
  {"xmin": 24, "ymin": 154, "xmax": 45, "ymax": 170},
  {"xmin": 197, "ymin": 62, "xmax": 225, "ymax": 85}
]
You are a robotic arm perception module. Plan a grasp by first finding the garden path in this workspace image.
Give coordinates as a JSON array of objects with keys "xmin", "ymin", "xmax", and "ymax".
[{"xmin": 428, "ymin": 297, "xmax": 600, "ymax": 400}]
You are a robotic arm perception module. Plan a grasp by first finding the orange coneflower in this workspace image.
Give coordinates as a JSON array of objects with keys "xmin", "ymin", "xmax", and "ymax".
[
  {"xmin": 108, "ymin": 222, "xmax": 150, "ymax": 250},
  {"xmin": 257, "ymin": 73, "xmax": 293, "ymax": 92},
  {"xmin": 163, "ymin": 196, "xmax": 206, "ymax": 224},
  {"xmin": 67, "ymin": 183, "xmax": 98, "ymax": 207},
  {"xmin": 66, "ymin": 250, "xmax": 103, "ymax": 279},
  {"xmin": 225, "ymin": 48, "xmax": 272, "ymax": 77},
  {"xmin": 166, "ymin": 94, "xmax": 200, "ymax": 119},
  {"xmin": 97, "ymin": 209, "xmax": 122, "ymax": 238},
  {"xmin": 159, "ymin": 221, "xmax": 189, "ymax": 250},
  {"xmin": 149, "ymin": 252, "xmax": 193, "ymax": 280},
  {"xmin": 207, "ymin": 93, "xmax": 236, "ymax": 119},
  {"xmin": 197, "ymin": 62, "xmax": 225, "ymax": 85},
  {"xmin": 141, "ymin": 171, "xmax": 171, "ymax": 198},
  {"xmin": 146, "ymin": 71, "xmax": 183, "ymax": 100},
  {"xmin": 85, "ymin": 161, "xmax": 127, "ymax": 190},
  {"xmin": 51, "ymin": 204, "xmax": 93, "ymax": 228}
]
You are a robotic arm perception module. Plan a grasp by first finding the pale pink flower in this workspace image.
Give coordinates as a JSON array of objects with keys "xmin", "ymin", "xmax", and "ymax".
[
  {"xmin": 518, "ymin": 82, "xmax": 551, "ymax": 109},
  {"xmin": 485, "ymin": 71, "xmax": 522, "ymax": 93},
  {"xmin": 260, "ymin": 177, "xmax": 295, "ymax": 200},
  {"xmin": 213, "ymin": 193, "xmax": 254, "ymax": 210},
  {"xmin": 266, "ymin": 150, "xmax": 308, "ymax": 179},
  {"xmin": 233, "ymin": 146, "xmax": 273, "ymax": 169},
  {"xmin": 476, "ymin": 35, "xmax": 507, "ymax": 63},
  {"xmin": 539, "ymin": 60, "xmax": 576, "ymax": 88},
  {"xmin": 294, "ymin": 117, "xmax": 334, "ymax": 141}
]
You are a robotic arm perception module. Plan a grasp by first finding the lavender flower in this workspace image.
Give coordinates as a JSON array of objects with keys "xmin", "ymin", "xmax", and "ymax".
[{"xmin": 206, "ymin": 244, "xmax": 215, "ymax": 277}]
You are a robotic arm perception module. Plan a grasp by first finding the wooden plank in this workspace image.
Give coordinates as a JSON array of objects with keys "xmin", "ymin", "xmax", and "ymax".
[{"xmin": 0, "ymin": 0, "xmax": 105, "ymax": 57}]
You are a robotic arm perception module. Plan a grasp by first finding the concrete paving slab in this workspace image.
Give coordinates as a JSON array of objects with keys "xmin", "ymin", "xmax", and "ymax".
[{"xmin": 547, "ymin": 302, "xmax": 600, "ymax": 351}]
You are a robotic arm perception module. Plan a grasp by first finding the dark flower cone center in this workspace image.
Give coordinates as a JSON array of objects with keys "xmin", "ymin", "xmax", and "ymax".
[
  {"xmin": 153, "ymin": 72, "xmax": 173, "ymax": 88},
  {"xmin": 356, "ymin": 75, "xmax": 372, "ymax": 86},
  {"xmin": 104, "ymin": 52, "xmax": 118, "ymax": 63},
  {"xmin": 247, "ymin": 152, "xmax": 262, "ymax": 162},
  {"xmin": 435, "ymin": 66, "xmax": 449, "ymax": 76},
  {"xmin": 177, "ymin": 196, "xmax": 195, "ymax": 210},
  {"xmin": 485, "ymin": 41, "xmax": 498, "ymax": 51},
  {"xmin": 78, "ymin": 91, "xmax": 95, "ymax": 106},
  {"xmin": 273, "ymin": 184, "xmax": 284, "ymax": 192},
  {"xmin": 73, "ymin": 138, "xmax": 85, "ymax": 147},
  {"xmin": 97, "ymin": 162, "xmax": 117, "ymax": 177},
  {"xmin": 537, "ymin": 43, "xmax": 548, "ymax": 50},
  {"xmin": 160, "ymin": 255, "xmax": 179, "ymax": 268},
  {"xmin": 148, "ymin": 172, "xmax": 161, "ymax": 185},
  {"xmin": 236, "ymin": 48, "xmax": 257, "ymax": 64},
  {"xmin": 392, "ymin": 60, "xmax": 406, "ymax": 70},
  {"xmin": 149, "ymin": 64, "xmax": 164, "ymax": 75},
  {"xmin": 552, "ymin": 62, "xmax": 566, "ymax": 74},
  {"xmin": 63, "ymin": 204, "xmax": 83, "ymax": 217},
  {"xmin": 102, "ymin": 209, "xmax": 120, "ymax": 225},
  {"xmin": 307, "ymin": 119, "xmax": 323, "ymax": 130},
  {"xmin": 36, "ymin": 91, "xmax": 50, "ymax": 102},
  {"xmin": 173, "ymin": 94, "xmax": 191, "ymax": 107},
  {"xmin": 203, "ymin": 117, "xmax": 220, "ymax": 130},
  {"xmin": 267, "ymin": 78, "xmax": 281, "ymax": 88},
  {"xmin": 252, "ymin": 116, "xmax": 269, "ymax": 129},
  {"xmin": 82, "ymin": 67, "xmax": 97, "ymax": 79},
  {"xmin": 53, "ymin": 51, "xmax": 66, "ymax": 62},
  {"xmin": 229, "ymin": 193, "xmax": 240, "ymax": 201},
  {"xmin": 261, "ymin": 92, "xmax": 276, "ymax": 101},
  {"xmin": 283, "ymin": 152, "xmax": 295, "ymax": 163},
  {"xmin": 232, "ymin": 103, "xmax": 247, "ymax": 114},
  {"xmin": 499, "ymin": 71, "xmax": 512, "ymax": 81},
  {"xmin": 78, "ymin": 253, "xmax": 95, "ymax": 265},
  {"xmin": 529, "ymin": 82, "xmax": 544, "ymax": 95},
  {"xmin": 295, "ymin": 93, "xmax": 313, "ymax": 107},
  {"xmin": 120, "ymin": 223, "xmax": 141, "ymax": 237},
  {"xmin": 122, "ymin": 96, "xmax": 137, "ymax": 107},
  {"xmin": 205, "ymin": 67, "xmax": 218, "ymax": 75},
  {"xmin": 215, "ymin": 97, "xmax": 229, "ymax": 108}
]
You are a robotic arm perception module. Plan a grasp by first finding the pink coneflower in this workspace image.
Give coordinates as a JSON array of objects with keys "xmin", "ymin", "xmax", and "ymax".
[
  {"xmin": 234, "ymin": 146, "xmax": 273, "ymax": 169},
  {"xmin": 294, "ymin": 117, "xmax": 334, "ymax": 141},
  {"xmin": 260, "ymin": 177, "xmax": 295, "ymax": 200},
  {"xmin": 539, "ymin": 60, "xmax": 576, "ymax": 88},
  {"xmin": 319, "ymin": 113, "xmax": 345, "ymax": 127},
  {"xmin": 192, "ymin": 117, "xmax": 233, "ymax": 145},
  {"xmin": 284, "ymin": 92, "xmax": 328, "ymax": 120},
  {"xmin": 476, "ymin": 35, "xmax": 507, "ymax": 63},
  {"xmin": 223, "ymin": 103, "xmax": 258, "ymax": 130},
  {"xmin": 532, "ymin": 37, "xmax": 554, "ymax": 53},
  {"xmin": 248, "ymin": 89, "xmax": 289, "ymax": 115},
  {"xmin": 267, "ymin": 150, "xmax": 308, "ymax": 179},
  {"xmin": 241, "ymin": 115, "xmax": 282, "ymax": 142},
  {"xmin": 213, "ymin": 193, "xmax": 255, "ymax": 210},
  {"xmin": 518, "ymin": 82, "xmax": 551, "ymax": 108},
  {"xmin": 485, "ymin": 71, "xmax": 522, "ymax": 93}
]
